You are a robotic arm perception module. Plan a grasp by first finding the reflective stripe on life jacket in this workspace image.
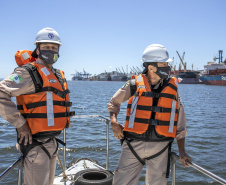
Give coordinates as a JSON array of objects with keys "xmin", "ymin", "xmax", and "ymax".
[
  {"xmin": 124, "ymin": 74, "xmax": 179, "ymax": 138},
  {"xmin": 16, "ymin": 62, "xmax": 74, "ymax": 135}
]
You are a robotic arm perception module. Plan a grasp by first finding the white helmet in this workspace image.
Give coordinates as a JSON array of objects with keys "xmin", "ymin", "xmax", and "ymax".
[
  {"xmin": 142, "ymin": 44, "xmax": 172, "ymax": 63},
  {"xmin": 34, "ymin": 27, "xmax": 61, "ymax": 45}
]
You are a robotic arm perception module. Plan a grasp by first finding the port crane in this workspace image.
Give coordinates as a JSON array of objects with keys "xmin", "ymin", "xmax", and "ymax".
[
  {"xmin": 74, "ymin": 70, "xmax": 83, "ymax": 77},
  {"xmin": 82, "ymin": 69, "xmax": 91, "ymax": 79},
  {"xmin": 176, "ymin": 51, "xmax": 187, "ymax": 72},
  {"xmin": 168, "ymin": 57, "xmax": 177, "ymax": 74},
  {"xmin": 121, "ymin": 67, "xmax": 125, "ymax": 75},
  {"xmin": 130, "ymin": 67, "xmax": 136, "ymax": 74},
  {"xmin": 116, "ymin": 67, "xmax": 123, "ymax": 74},
  {"xmin": 213, "ymin": 50, "xmax": 223, "ymax": 64},
  {"xmin": 133, "ymin": 66, "xmax": 139, "ymax": 74},
  {"xmin": 136, "ymin": 67, "xmax": 142, "ymax": 73}
]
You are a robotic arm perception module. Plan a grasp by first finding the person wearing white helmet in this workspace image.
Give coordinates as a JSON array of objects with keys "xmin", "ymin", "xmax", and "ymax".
[
  {"xmin": 32, "ymin": 27, "xmax": 61, "ymax": 64},
  {"xmin": 107, "ymin": 44, "xmax": 192, "ymax": 185},
  {"xmin": 0, "ymin": 28, "xmax": 74, "ymax": 185}
]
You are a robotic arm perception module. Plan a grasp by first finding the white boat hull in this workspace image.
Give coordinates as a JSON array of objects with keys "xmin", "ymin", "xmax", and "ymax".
[{"xmin": 53, "ymin": 158, "xmax": 113, "ymax": 185}]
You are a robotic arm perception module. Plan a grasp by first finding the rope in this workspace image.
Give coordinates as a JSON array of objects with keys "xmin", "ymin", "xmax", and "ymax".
[{"xmin": 56, "ymin": 136, "xmax": 69, "ymax": 181}]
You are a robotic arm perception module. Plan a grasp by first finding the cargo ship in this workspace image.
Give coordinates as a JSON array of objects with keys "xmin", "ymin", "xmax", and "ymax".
[
  {"xmin": 171, "ymin": 51, "xmax": 201, "ymax": 84},
  {"xmin": 176, "ymin": 71, "xmax": 201, "ymax": 84},
  {"xmin": 171, "ymin": 70, "xmax": 201, "ymax": 84},
  {"xmin": 199, "ymin": 62, "xmax": 226, "ymax": 86},
  {"xmin": 71, "ymin": 69, "xmax": 91, "ymax": 81}
]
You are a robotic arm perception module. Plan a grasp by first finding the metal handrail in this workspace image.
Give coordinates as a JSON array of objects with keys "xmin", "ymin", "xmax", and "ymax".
[
  {"xmin": 0, "ymin": 114, "xmax": 110, "ymax": 184},
  {"xmin": 0, "ymin": 156, "xmax": 23, "ymax": 185},
  {"xmin": 73, "ymin": 115, "xmax": 110, "ymax": 170},
  {"xmin": 171, "ymin": 152, "xmax": 226, "ymax": 185},
  {"xmin": 2, "ymin": 116, "xmax": 225, "ymax": 185}
]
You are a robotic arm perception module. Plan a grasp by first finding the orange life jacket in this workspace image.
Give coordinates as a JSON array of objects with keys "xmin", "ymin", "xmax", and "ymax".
[
  {"xmin": 124, "ymin": 74, "xmax": 178, "ymax": 138},
  {"xmin": 16, "ymin": 62, "xmax": 74, "ymax": 135},
  {"xmin": 15, "ymin": 50, "xmax": 37, "ymax": 66}
]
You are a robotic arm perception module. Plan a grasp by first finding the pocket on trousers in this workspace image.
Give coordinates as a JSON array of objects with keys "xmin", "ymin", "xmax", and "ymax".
[{"xmin": 26, "ymin": 147, "xmax": 38, "ymax": 163}]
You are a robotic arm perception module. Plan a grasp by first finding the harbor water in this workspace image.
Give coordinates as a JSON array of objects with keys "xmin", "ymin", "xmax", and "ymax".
[{"xmin": 0, "ymin": 81, "xmax": 226, "ymax": 185}]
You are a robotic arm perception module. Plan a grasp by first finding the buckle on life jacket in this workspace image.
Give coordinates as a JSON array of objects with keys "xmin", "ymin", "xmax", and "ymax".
[
  {"xmin": 53, "ymin": 88, "xmax": 66, "ymax": 98},
  {"xmin": 64, "ymin": 101, "xmax": 72, "ymax": 107},
  {"xmin": 149, "ymin": 119, "xmax": 158, "ymax": 125},
  {"xmin": 68, "ymin": 111, "xmax": 75, "ymax": 117},
  {"xmin": 44, "ymin": 87, "xmax": 67, "ymax": 99},
  {"xmin": 144, "ymin": 92, "xmax": 160, "ymax": 98},
  {"xmin": 152, "ymin": 106, "xmax": 162, "ymax": 113}
]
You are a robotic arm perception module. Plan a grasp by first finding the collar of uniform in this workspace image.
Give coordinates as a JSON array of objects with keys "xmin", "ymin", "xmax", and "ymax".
[{"xmin": 35, "ymin": 58, "xmax": 55, "ymax": 72}]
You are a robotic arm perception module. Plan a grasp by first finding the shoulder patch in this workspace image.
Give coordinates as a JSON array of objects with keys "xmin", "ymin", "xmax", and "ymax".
[
  {"xmin": 10, "ymin": 74, "xmax": 22, "ymax": 84},
  {"xmin": 121, "ymin": 83, "xmax": 127, "ymax": 88}
]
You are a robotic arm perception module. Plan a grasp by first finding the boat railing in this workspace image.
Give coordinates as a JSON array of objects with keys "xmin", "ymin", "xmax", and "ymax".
[
  {"xmin": 1, "ymin": 115, "xmax": 226, "ymax": 185},
  {"xmin": 73, "ymin": 115, "xmax": 110, "ymax": 170},
  {"xmin": 0, "ymin": 156, "xmax": 23, "ymax": 185},
  {"xmin": 170, "ymin": 152, "xmax": 226, "ymax": 185}
]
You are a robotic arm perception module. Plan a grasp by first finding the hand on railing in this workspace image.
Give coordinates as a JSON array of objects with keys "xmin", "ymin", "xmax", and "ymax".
[{"xmin": 179, "ymin": 152, "xmax": 192, "ymax": 168}]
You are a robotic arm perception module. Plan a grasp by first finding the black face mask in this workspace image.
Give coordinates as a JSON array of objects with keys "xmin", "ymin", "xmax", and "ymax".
[
  {"xmin": 39, "ymin": 50, "xmax": 59, "ymax": 64},
  {"xmin": 143, "ymin": 62, "xmax": 171, "ymax": 80},
  {"xmin": 155, "ymin": 66, "xmax": 171, "ymax": 80}
]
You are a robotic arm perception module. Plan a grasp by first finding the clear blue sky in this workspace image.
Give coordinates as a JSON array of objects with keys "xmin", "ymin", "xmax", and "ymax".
[{"xmin": 0, "ymin": 0, "xmax": 225, "ymax": 79}]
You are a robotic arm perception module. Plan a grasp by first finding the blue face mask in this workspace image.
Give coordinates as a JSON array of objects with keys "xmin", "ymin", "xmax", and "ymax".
[{"xmin": 39, "ymin": 50, "xmax": 59, "ymax": 64}]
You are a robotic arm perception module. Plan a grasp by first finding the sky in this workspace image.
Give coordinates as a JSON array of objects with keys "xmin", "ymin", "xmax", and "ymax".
[{"xmin": 0, "ymin": 0, "xmax": 226, "ymax": 80}]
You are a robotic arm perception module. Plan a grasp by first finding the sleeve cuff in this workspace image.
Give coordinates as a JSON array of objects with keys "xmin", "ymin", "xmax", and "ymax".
[
  {"xmin": 176, "ymin": 130, "xmax": 187, "ymax": 141},
  {"xmin": 13, "ymin": 115, "xmax": 26, "ymax": 128}
]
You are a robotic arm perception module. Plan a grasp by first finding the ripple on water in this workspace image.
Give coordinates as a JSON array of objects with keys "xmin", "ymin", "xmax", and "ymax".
[{"xmin": 0, "ymin": 82, "xmax": 225, "ymax": 184}]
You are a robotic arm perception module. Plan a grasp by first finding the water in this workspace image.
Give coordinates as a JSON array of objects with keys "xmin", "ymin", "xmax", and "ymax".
[{"xmin": 0, "ymin": 81, "xmax": 225, "ymax": 185}]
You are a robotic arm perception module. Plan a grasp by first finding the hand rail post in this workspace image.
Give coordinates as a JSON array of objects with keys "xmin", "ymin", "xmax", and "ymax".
[
  {"xmin": 63, "ymin": 128, "xmax": 66, "ymax": 171},
  {"xmin": 106, "ymin": 119, "xmax": 109, "ymax": 170},
  {"xmin": 171, "ymin": 152, "xmax": 177, "ymax": 185},
  {"xmin": 98, "ymin": 115, "xmax": 110, "ymax": 170},
  {"xmin": 17, "ymin": 160, "xmax": 23, "ymax": 185}
]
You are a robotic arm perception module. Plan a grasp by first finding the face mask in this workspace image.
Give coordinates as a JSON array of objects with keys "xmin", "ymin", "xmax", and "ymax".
[
  {"xmin": 39, "ymin": 50, "xmax": 59, "ymax": 64},
  {"xmin": 143, "ymin": 62, "xmax": 171, "ymax": 79},
  {"xmin": 155, "ymin": 66, "xmax": 171, "ymax": 80}
]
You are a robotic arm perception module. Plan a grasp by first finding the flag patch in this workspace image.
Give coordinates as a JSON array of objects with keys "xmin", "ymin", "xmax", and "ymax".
[
  {"xmin": 121, "ymin": 83, "xmax": 127, "ymax": 88},
  {"xmin": 10, "ymin": 74, "xmax": 22, "ymax": 84}
]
